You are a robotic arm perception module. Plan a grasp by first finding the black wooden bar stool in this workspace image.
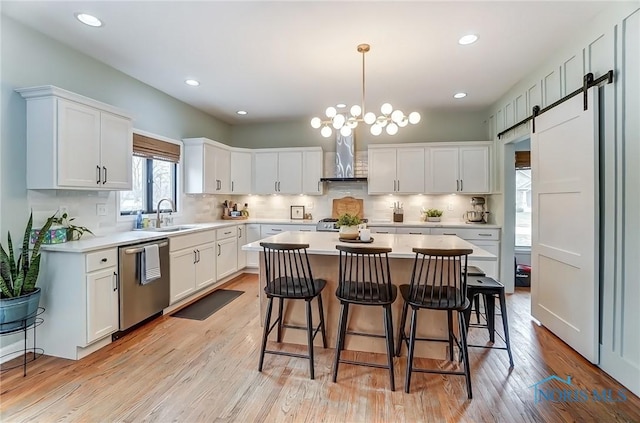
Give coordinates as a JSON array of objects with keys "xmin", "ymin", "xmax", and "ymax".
[
  {"xmin": 463, "ymin": 276, "xmax": 514, "ymax": 368},
  {"xmin": 332, "ymin": 245, "xmax": 397, "ymax": 391},
  {"xmin": 258, "ymin": 242, "xmax": 327, "ymax": 379},
  {"xmin": 396, "ymin": 248, "xmax": 473, "ymax": 398}
]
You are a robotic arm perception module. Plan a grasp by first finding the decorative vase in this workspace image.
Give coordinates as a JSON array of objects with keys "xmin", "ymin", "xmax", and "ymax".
[
  {"xmin": 339, "ymin": 225, "xmax": 359, "ymax": 240},
  {"xmin": 427, "ymin": 217, "xmax": 441, "ymax": 222},
  {"xmin": 0, "ymin": 288, "xmax": 41, "ymax": 334}
]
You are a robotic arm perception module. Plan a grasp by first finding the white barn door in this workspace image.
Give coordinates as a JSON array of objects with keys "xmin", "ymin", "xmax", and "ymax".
[{"xmin": 531, "ymin": 88, "xmax": 599, "ymax": 363}]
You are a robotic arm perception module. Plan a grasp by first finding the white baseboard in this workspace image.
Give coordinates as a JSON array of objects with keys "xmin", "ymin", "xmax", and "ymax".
[{"xmin": 0, "ymin": 339, "xmax": 27, "ymax": 364}]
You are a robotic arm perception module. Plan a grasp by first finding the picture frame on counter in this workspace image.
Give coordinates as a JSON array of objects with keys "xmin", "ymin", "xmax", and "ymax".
[{"xmin": 290, "ymin": 205, "xmax": 305, "ymax": 220}]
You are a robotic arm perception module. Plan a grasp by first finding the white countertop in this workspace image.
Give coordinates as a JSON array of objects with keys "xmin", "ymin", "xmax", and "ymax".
[
  {"xmin": 39, "ymin": 218, "xmax": 500, "ymax": 254},
  {"xmin": 242, "ymin": 231, "xmax": 496, "ymax": 261}
]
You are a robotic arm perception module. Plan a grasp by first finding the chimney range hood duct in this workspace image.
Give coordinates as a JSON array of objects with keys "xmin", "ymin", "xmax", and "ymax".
[{"xmin": 320, "ymin": 133, "xmax": 367, "ymax": 182}]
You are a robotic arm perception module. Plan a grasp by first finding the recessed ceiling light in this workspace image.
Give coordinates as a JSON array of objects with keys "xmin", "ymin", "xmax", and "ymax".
[
  {"xmin": 185, "ymin": 79, "xmax": 200, "ymax": 86},
  {"xmin": 236, "ymin": 110, "xmax": 248, "ymax": 115},
  {"xmin": 458, "ymin": 34, "xmax": 478, "ymax": 45},
  {"xmin": 336, "ymin": 103, "xmax": 347, "ymax": 109},
  {"xmin": 75, "ymin": 13, "xmax": 103, "ymax": 27},
  {"xmin": 454, "ymin": 92, "xmax": 467, "ymax": 99}
]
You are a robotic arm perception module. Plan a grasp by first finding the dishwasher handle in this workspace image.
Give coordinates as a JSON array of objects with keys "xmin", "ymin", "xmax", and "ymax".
[{"xmin": 123, "ymin": 240, "xmax": 169, "ymax": 255}]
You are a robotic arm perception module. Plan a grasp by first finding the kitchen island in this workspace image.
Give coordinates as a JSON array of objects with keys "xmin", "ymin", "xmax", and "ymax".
[{"xmin": 243, "ymin": 231, "xmax": 496, "ymax": 358}]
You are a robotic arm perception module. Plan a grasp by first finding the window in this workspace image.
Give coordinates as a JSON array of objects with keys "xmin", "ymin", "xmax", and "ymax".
[
  {"xmin": 120, "ymin": 133, "xmax": 180, "ymax": 215},
  {"xmin": 515, "ymin": 151, "xmax": 531, "ymax": 247}
]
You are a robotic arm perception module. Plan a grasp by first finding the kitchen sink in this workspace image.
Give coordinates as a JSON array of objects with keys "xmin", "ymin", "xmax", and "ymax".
[{"xmin": 139, "ymin": 225, "xmax": 198, "ymax": 233}]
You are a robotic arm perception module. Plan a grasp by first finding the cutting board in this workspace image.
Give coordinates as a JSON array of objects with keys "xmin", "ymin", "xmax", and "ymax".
[{"xmin": 331, "ymin": 197, "xmax": 364, "ymax": 219}]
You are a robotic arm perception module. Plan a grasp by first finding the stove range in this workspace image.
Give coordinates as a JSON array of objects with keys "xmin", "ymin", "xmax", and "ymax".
[{"xmin": 316, "ymin": 218, "xmax": 368, "ymax": 232}]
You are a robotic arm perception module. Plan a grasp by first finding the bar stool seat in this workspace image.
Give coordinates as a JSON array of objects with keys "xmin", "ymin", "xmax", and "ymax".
[{"xmin": 464, "ymin": 276, "xmax": 514, "ymax": 368}]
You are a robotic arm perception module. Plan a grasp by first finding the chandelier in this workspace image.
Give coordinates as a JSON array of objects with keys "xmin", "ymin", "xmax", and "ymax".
[{"xmin": 311, "ymin": 43, "xmax": 421, "ymax": 138}]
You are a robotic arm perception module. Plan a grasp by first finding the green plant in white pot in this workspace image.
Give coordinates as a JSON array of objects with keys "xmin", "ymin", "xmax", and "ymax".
[
  {"xmin": 0, "ymin": 212, "xmax": 55, "ymax": 333},
  {"xmin": 424, "ymin": 208, "xmax": 444, "ymax": 222},
  {"xmin": 336, "ymin": 213, "xmax": 362, "ymax": 240}
]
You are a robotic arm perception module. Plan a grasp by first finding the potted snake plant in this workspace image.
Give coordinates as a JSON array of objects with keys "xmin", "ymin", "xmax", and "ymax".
[{"xmin": 0, "ymin": 212, "xmax": 55, "ymax": 333}]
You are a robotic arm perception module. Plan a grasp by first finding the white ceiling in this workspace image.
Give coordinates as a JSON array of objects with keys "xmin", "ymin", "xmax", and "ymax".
[{"xmin": 2, "ymin": 1, "xmax": 612, "ymax": 124}]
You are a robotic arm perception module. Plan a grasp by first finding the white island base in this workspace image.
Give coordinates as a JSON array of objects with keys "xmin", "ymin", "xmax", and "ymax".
[{"xmin": 244, "ymin": 232, "xmax": 497, "ymax": 359}]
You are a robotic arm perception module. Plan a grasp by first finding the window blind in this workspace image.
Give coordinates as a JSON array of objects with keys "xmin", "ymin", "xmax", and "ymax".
[
  {"xmin": 515, "ymin": 151, "xmax": 531, "ymax": 169},
  {"xmin": 133, "ymin": 133, "xmax": 180, "ymax": 163}
]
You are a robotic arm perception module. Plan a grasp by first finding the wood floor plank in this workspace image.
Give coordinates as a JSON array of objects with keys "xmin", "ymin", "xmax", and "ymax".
[{"xmin": 1, "ymin": 276, "xmax": 639, "ymax": 423}]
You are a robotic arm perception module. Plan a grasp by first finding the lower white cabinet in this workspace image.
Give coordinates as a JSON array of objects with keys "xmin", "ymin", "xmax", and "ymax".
[
  {"xmin": 216, "ymin": 226, "xmax": 238, "ymax": 280},
  {"xmin": 38, "ymin": 247, "xmax": 119, "ymax": 360},
  {"xmin": 237, "ymin": 224, "xmax": 247, "ymax": 269},
  {"xmin": 169, "ymin": 230, "xmax": 216, "ymax": 304},
  {"xmin": 431, "ymin": 227, "xmax": 500, "ymax": 278},
  {"xmin": 246, "ymin": 224, "xmax": 261, "ymax": 267},
  {"xmin": 86, "ymin": 267, "xmax": 119, "ymax": 343}
]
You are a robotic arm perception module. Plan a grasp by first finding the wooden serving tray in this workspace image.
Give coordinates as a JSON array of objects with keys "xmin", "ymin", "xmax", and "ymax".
[{"xmin": 339, "ymin": 237, "xmax": 374, "ymax": 244}]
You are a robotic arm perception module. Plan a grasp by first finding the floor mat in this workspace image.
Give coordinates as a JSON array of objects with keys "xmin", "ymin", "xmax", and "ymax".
[{"xmin": 172, "ymin": 289, "xmax": 244, "ymax": 321}]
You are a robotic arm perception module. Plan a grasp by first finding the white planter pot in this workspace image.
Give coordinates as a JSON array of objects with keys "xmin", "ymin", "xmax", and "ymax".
[
  {"xmin": 339, "ymin": 225, "xmax": 359, "ymax": 240},
  {"xmin": 426, "ymin": 217, "xmax": 441, "ymax": 222}
]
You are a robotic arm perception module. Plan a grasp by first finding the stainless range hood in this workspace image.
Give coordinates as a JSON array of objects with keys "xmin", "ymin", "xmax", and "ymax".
[{"xmin": 320, "ymin": 132, "xmax": 367, "ymax": 182}]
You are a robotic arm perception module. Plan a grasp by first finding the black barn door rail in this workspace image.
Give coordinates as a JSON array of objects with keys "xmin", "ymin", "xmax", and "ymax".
[{"xmin": 497, "ymin": 70, "xmax": 614, "ymax": 139}]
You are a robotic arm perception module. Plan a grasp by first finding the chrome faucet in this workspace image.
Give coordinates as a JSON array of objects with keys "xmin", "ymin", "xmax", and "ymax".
[{"xmin": 156, "ymin": 198, "xmax": 176, "ymax": 228}]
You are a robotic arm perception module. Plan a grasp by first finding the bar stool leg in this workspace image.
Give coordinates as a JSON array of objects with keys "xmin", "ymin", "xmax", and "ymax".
[
  {"xmin": 383, "ymin": 304, "xmax": 395, "ymax": 391},
  {"xmin": 404, "ymin": 307, "xmax": 419, "ymax": 393},
  {"xmin": 458, "ymin": 310, "xmax": 473, "ymax": 399},
  {"xmin": 447, "ymin": 310, "xmax": 455, "ymax": 361},
  {"xmin": 317, "ymin": 293, "xmax": 328, "ymax": 348},
  {"xmin": 259, "ymin": 297, "xmax": 274, "ymax": 372},
  {"xmin": 396, "ymin": 301, "xmax": 408, "ymax": 357},
  {"xmin": 498, "ymin": 289, "xmax": 514, "ymax": 367},
  {"xmin": 485, "ymin": 294, "xmax": 496, "ymax": 343},
  {"xmin": 305, "ymin": 299, "xmax": 315, "ymax": 380},
  {"xmin": 332, "ymin": 302, "xmax": 349, "ymax": 382},
  {"xmin": 474, "ymin": 295, "xmax": 481, "ymax": 324},
  {"xmin": 277, "ymin": 298, "xmax": 284, "ymax": 343}
]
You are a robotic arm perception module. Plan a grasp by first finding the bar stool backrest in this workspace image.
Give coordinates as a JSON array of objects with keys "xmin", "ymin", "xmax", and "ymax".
[
  {"xmin": 409, "ymin": 248, "xmax": 473, "ymax": 308},
  {"xmin": 335, "ymin": 245, "xmax": 393, "ymax": 302},
  {"xmin": 260, "ymin": 242, "xmax": 318, "ymax": 296}
]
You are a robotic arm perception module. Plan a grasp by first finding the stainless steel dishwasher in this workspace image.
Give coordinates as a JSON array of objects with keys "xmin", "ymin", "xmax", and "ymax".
[{"xmin": 117, "ymin": 238, "xmax": 170, "ymax": 332}]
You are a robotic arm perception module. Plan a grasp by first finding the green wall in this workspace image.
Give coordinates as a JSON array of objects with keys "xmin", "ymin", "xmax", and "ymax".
[
  {"xmin": 231, "ymin": 109, "xmax": 490, "ymax": 151},
  {"xmin": 0, "ymin": 15, "xmax": 230, "ymax": 236}
]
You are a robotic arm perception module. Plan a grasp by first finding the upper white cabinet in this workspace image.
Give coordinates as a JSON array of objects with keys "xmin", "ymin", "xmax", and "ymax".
[
  {"xmin": 183, "ymin": 138, "xmax": 233, "ymax": 194},
  {"xmin": 426, "ymin": 144, "xmax": 491, "ymax": 194},
  {"xmin": 302, "ymin": 150, "xmax": 324, "ymax": 195},
  {"xmin": 230, "ymin": 151, "xmax": 252, "ymax": 194},
  {"xmin": 368, "ymin": 146, "xmax": 425, "ymax": 194},
  {"xmin": 17, "ymin": 85, "xmax": 133, "ymax": 190},
  {"xmin": 253, "ymin": 147, "xmax": 322, "ymax": 195}
]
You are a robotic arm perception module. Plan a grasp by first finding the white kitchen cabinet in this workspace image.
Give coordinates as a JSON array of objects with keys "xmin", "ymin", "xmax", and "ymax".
[
  {"xmin": 169, "ymin": 230, "xmax": 216, "ymax": 304},
  {"xmin": 302, "ymin": 150, "xmax": 324, "ymax": 195},
  {"xmin": 431, "ymin": 227, "xmax": 500, "ymax": 278},
  {"xmin": 246, "ymin": 224, "xmax": 262, "ymax": 267},
  {"xmin": 237, "ymin": 224, "xmax": 247, "ymax": 269},
  {"xmin": 216, "ymin": 226, "xmax": 238, "ymax": 280},
  {"xmin": 368, "ymin": 146, "xmax": 425, "ymax": 194},
  {"xmin": 86, "ymin": 266, "xmax": 119, "ymax": 343},
  {"xmin": 426, "ymin": 145, "xmax": 490, "ymax": 194},
  {"xmin": 253, "ymin": 150, "xmax": 302, "ymax": 194},
  {"xmin": 17, "ymin": 85, "xmax": 133, "ymax": 190},
  {"xmin": 183, "ymin": 138, "xmax": 232, "ymax": 194},
  {"xmin": 230, "ymin": 151, "xmax": 252, "ymax": 194}
]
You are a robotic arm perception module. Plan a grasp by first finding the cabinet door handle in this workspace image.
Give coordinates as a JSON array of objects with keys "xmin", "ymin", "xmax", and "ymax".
[
  {"xmin": 96, "ymin": 165, "xmax": 101, "ymax": 184},
  {"xmin": 274, "ymin": 181, "xmax": 278, "ymax": 192},
  {"xmin": 238, "ymin": 227, "xmax": 242, "ymax": 238},
  {"xmin": 397, "ymin": 180, "xmax": 400, "ymax": 192},
  {"xmin": 218, "ymin": 244, "xmax": 221, "ymax": 256},
  {"xmin": 113, "ymin": 272, "xmax": 118, "ymax": 292},
  {"xmin": 442, "ymin": 233, "xmax": 456, "ymax": 236},
  {"xmin": 409, "ymin": 232, "xmax": 421, "ymax": 235},
  {"xmin": 478, "ymin": 233, "xmax": 493, "ymax": 237},
  {"xmin": 456, "ymin": 180, "xmax": 459, "ymax": 191},
  {"xmin": 101, "ymin": 258, "xmax": 108, "ymax": 263},
  {"xmin": 197, "ymin": 249, "xmax": 201, "ymax": 263},
  {"xmin": 231, "ymin": 181, "xmax": 234, "ymax": 192},
  {"xmin": 460, "ymin": 179, "xmax": 463, "ymax": 191},
  {"xmin": 278, "ymin": 181, "xmax": 281, "ymax": 192},
  {"xmin": 271, "ymin": 228, "xmax": 282, "ymax": 232},
  {"xmin": 102, "ymin": 166, "xmax": 107, "ymax": 184},
  {"xmin": 317, "ymin": 180, "xmax": 321, "ymax": 192},
  {"xmin": 193, "ymin": 250, "xmax": 197, "ymax": 264}
]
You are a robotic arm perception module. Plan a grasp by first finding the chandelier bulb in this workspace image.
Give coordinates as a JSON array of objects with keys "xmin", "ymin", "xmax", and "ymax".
[
  {"xmin": 347, "ymin": 117, "xmax": 358, "ymax": 128},
  {"xmin": 364, "ymin": 112, "xmax": 376, "ymax": 125},
  {"xmin": 398, "ymin": 117, "xmax": 409, "ymax": 128},
  {"xmin": 386, "ymin": 122, "xmax": 399, "ymax": 135},
  {"xmin": 350, "ymin": 105, "xmax": 362, "ymax": 117},
  {"xmin": 326, "ymin": 106, "xmax": 337, "ymax": 118},
  {"xmin": 370, "ymin": 124, "xmax": 382, "ymax": 136},
  {"xmin": 321, "ymin": 126, "xmax": 333, "ymax": 138},
  {"xmin": 391, "ymin": 110, "xmax": 404, "ymax": 123},
  {"xmin": 310, "ymin": 117, "xmax": 322, "ymax": 129},
  {"xmin": 332, "ymin": 114, "xmax": 346, "ymax": 129},
  {"xmin": 340, "ymin": 126, "xmax": 352, "ymax": 137},
  {"xmin": 381, "ymin": 103, "xmax": 393, "ymax": 115},
  {"xmin": 376, "ymin": 115, "xmax": 388, "ymax": 127},
  {"xmin": 408, "ymin": 111, "xmax": 421, "ymax": 124}
]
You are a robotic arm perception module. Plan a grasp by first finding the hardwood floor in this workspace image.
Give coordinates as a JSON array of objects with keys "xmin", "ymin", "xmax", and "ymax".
[{"xmin": 1, "ymin": 274, "xmax": 638, "ymax": 422}]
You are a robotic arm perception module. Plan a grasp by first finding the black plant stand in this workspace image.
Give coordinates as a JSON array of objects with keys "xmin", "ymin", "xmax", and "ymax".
[{"xmin": 0, "ymin": 307, "xmax": 45, "ymax": 377}]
